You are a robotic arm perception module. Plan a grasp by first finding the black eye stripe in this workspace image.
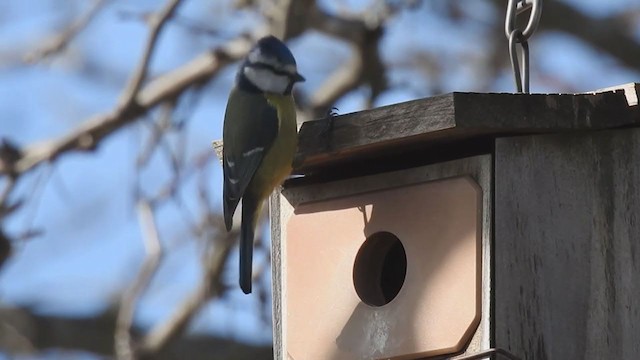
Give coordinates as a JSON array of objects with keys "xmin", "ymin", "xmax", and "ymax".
[{"xmin": 247, "ymin": 62, "xmax": 293, "ymax": 78}]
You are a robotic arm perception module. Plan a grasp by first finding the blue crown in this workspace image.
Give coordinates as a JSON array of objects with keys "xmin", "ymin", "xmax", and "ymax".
[{"xmin": 253, "ymin": 35, "xmax": 297, "ymax": 66}]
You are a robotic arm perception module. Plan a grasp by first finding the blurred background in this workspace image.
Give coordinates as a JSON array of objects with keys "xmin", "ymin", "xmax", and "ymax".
[{"xmin": 0, "ymin": 0, "xmax": 638, "ymax": 359}]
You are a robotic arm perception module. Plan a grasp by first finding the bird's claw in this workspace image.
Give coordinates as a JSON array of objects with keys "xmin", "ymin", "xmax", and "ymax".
[{"xmin": 320, "ymin": 107, "xmax": 339, "ymax": 139}]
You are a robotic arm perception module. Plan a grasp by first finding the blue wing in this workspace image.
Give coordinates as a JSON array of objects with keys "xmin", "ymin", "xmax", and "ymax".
[{"xmin": 222, "ymin": 87, "xmax": 278, "ymax": 230}]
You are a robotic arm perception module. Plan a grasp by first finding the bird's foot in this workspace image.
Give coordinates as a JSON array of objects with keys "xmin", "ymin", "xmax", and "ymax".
[{"xmin": 320, "ymin": 107, "xmax": 339, "ymax": 140}]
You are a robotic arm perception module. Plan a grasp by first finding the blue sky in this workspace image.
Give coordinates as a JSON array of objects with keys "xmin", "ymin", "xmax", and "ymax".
[{"xmin": 0, "ymin": 0, "xmax": 638, "ymax": 357}]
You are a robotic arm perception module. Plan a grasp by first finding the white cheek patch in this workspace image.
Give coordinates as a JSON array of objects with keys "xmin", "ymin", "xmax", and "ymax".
[
  {"xmin": 244, "ymin": 67, "xmax": 290, "ymax": 94},
  {"xmin": 248, "ymin": 50, "xmax": 280, "ymax": 69}
]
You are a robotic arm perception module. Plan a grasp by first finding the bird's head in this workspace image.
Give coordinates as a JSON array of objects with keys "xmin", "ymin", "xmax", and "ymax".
[{"xmin": 238, "ymin": 35, "xmax": 305, "ymax": 95}]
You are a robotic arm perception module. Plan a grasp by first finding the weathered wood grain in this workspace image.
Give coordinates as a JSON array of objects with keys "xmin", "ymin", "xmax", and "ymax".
[
  {"xmin": 269, "ymin": 191, "xmax": 287, "ymax": 360},
  {"xmin": 296, "ymin": 85, "xmax": 638, "ymax": 172},
  {"xmin": 590, "ymin": 82, "xmax": 640, "ymax": 106},
  {"xmin": 494, "ymin": 128, "xmax": 640, "ymax": 359}
]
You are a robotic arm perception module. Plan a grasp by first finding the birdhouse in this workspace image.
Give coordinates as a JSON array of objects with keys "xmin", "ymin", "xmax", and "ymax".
[{"xmin": 270, "ymin": 83, "xmax": 640, "ymax": 359}]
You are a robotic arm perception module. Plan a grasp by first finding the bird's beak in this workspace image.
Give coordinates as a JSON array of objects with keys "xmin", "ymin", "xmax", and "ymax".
[{"xmin": 293, "ymin": 72, "xmax": 305, "ymax": 82}]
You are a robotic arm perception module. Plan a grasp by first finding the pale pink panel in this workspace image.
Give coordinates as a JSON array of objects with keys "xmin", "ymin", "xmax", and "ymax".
[{"xmin": 286, "ymin": 176, "xmax": 481, "ymax": 360}]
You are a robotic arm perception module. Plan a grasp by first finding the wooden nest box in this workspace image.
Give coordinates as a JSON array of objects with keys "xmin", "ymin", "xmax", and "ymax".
[{"xmin": 270, "ymin": 83, "xmax": 640, "ymax": 360}]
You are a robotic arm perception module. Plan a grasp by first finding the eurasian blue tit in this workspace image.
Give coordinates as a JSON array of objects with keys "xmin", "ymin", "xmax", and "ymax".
[{"xmin": 222, "ymin": 36, "xmax": 305, "ymax": 294}]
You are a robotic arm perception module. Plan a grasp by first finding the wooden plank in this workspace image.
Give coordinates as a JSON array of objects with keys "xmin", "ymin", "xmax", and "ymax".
[
  {"xmin": 269, "ymin": 191, "xmax": 287, "ymax": 360},
  {"xmin": 494, "ymin": 128, "xmax": 640, "ymax": 359},
  {"xmin": 589, "ymin": 82, "xmax": 640, "ymax": 106},
  {"xmin": 296, "ymin": 84, "xmax": 638, "ymax": 172},
  {"xmin": 272, "ymin": 155, "xmax": 493, "ymax": 359}
]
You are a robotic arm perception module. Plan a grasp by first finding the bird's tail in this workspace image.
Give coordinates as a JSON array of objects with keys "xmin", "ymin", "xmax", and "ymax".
[{"xmin": 240, "ymin": 195, "xmax": 259, "ymax": 294}]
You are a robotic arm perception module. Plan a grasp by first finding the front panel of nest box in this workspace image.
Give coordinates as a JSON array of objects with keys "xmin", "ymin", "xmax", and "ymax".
[{"xmin": 286, "ymin": 176, "xmax": 482, "ymax": 360}]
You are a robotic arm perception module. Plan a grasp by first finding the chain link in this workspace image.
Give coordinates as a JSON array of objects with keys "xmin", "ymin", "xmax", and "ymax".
[
  {"xmin": 505, "ymin": 0, "xmax": 542, "ymax": 93},
  {"xmin": 505, "ymin": 0, "xmax": 542, "ymax": 41},
  {"xmin": 508, "ymin": 29, "xmax": 529, "ymax": 93}
]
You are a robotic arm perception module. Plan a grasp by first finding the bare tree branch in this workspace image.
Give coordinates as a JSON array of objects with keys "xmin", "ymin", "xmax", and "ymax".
[
  {"xmin": 0, "ymin": 228, "xmax": 12, "ymax": 270},
  {"xmin": 256, "ymin": 0, "xmax": 390, "ymax": 120},
  {"xmin": 136, "ymin": 101, "xmax": 178, "ymax": 168},
  {"xmin": 0, "ymin": 139, "xmax": 21, "ymax": 178},
  {"xmin": 292, "ymin": 1, "xmax": 389, "ymax": 118},
  {"xmin": 139, "ymin": 226, "xmax": 236, "ymax": 355},
  {"xmin": 0, "ymin": 306, "xmax": 272, "ymax": 359},
  {"xmin": 23, "ymin": 0, "xmax": 109, "ymax": 63},
  {"xmin": 115, "ymin": 200, "xmax": 164, "ymax": 360},
  {"xmin": 1, "ymin": 40, "xmax": 251, "ymax": 177},
  {"xmin": 308, "ymin": 53, "xmax": 363, "ymax": 117},
  {"xmin": 267, "ymin": 0, "xmax": 314, "ymax": 39},
  {"xmin": 0, "ymin": 177, "xmax": 16, "ymax": 214},
  {"xmin": 119, "ymin": 0, "xmax": 184, "ymax": 110},
  {"xmin": 540, "ymin": 1, "xmax": 640, "ymax": 72}
]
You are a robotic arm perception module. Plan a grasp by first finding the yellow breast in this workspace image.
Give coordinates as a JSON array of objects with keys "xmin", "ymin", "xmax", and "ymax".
[{"xmin": 248, "ymin": 93, "xmax": 298, "ymax": 201}]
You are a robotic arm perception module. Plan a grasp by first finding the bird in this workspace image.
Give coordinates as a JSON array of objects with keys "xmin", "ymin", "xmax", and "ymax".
[{"xmin": 222, "ymin": 35, "xmax": 305, "ymax": 294}]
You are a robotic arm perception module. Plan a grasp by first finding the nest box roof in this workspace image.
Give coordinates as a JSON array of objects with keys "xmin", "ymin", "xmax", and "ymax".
[{"xmin": 294, "ymin": 83, "xmax": 639, "ymax": 178}]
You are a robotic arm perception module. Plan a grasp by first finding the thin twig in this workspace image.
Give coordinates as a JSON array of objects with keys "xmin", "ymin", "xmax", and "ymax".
[
  {"xmin": 118, "ymin": 10, "xmax": 222, "ymax": 38},
  {"xmin": 115, "ymin": 200, "xmax": 163, "ymax": 360},
  {"xmin": 136, "ymin": 101, "xmax": 178, "ymax": 168},
  {"xmin": 118, "ymin": 0, "xmax": 184, "ymax": 109},
  {"xmin": 140, "ymin": 229, "xmax": 235, "ymax": 354},
  {"xmin": 24, "ymin": 0, "xmax": 109, "ymax": 62},
  {"xmin": 284, "ymin": 0, "xmax": 388, "ymax": 119},
  {"xmin": 0, "ymin": 177, "xmax": 16, "ymax": 213},
  {"xmin": 18, "ymin": 166, "xmax": 52, "ymax": 241},
  {"xmin": 139, "ymin": 280, "xmax": 207, "ymax": 354}
]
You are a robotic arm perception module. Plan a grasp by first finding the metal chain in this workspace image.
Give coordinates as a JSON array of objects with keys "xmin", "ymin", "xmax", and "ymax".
[
  {"xmin": 508, "ymin": 29, "xmax": 529, "ymax": 93},
  {"xmin": 505, "ymin": 0, "xmax": 543, "ymax": 93}
]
